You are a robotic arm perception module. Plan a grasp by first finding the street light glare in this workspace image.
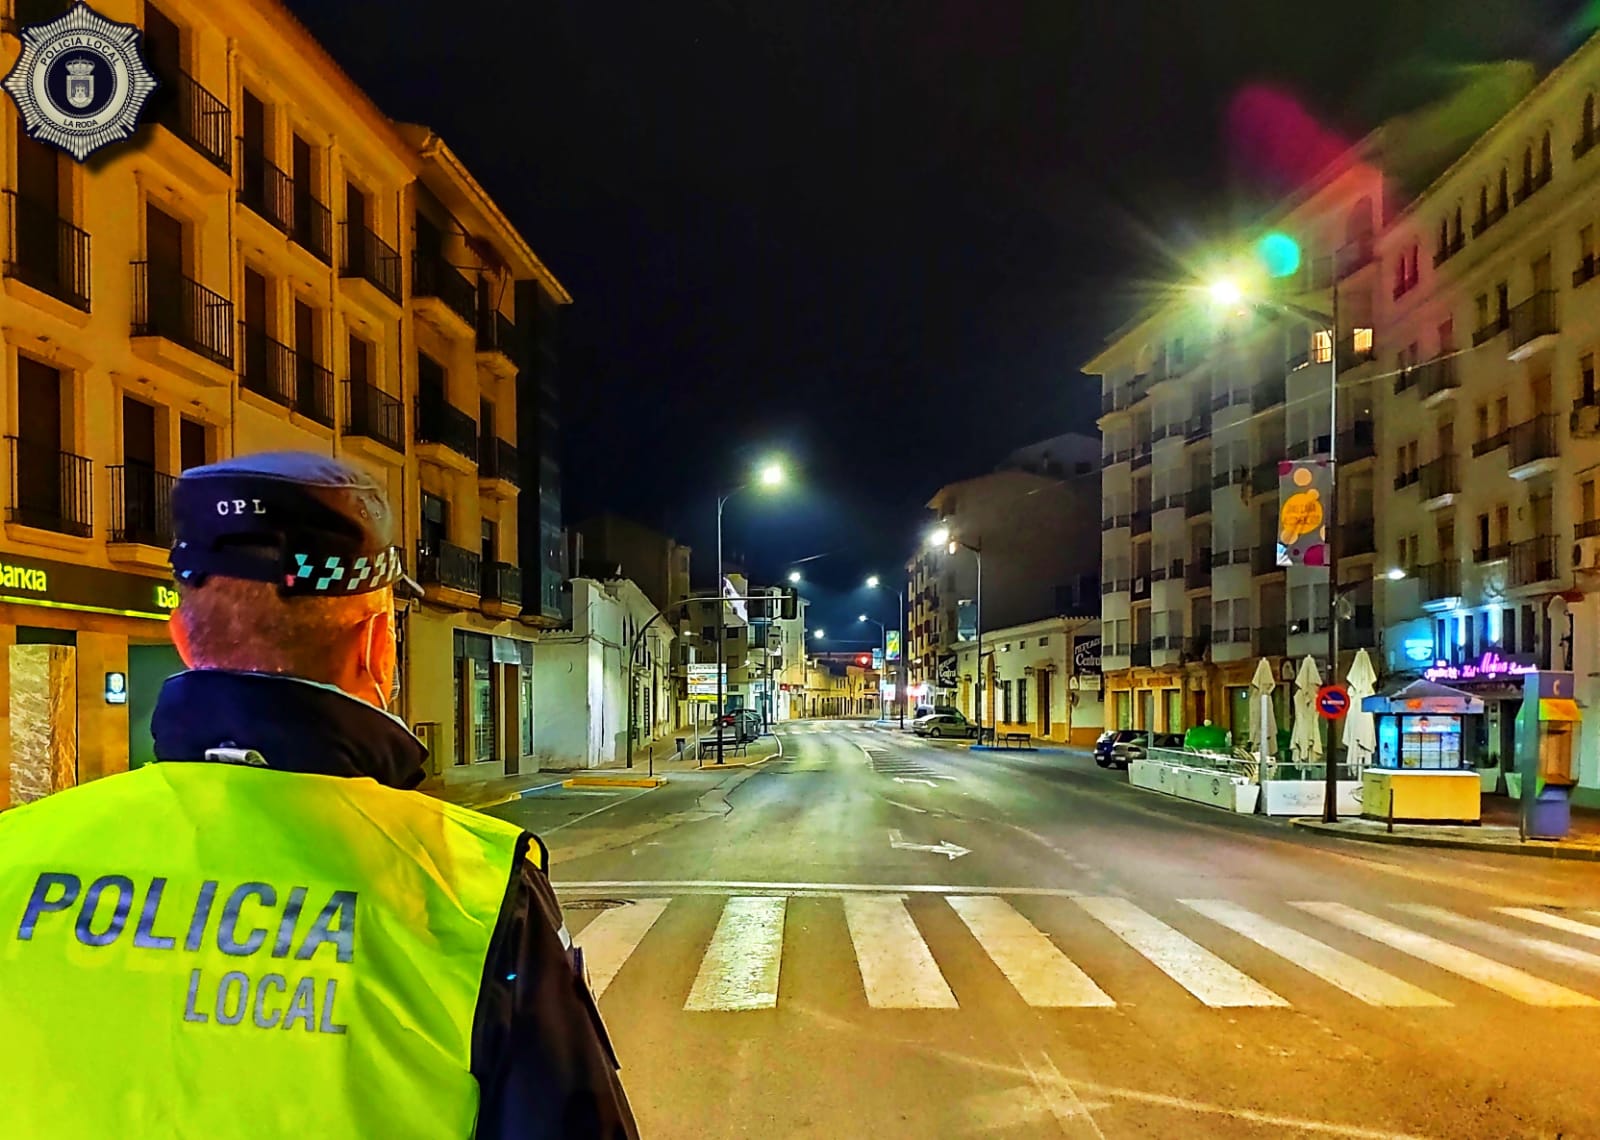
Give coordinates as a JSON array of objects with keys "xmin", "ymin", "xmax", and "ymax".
[
  {"xmin": 1386, "ymin": 567, "xmax": 1408, "ymax": 581},
  {"xmin": 1208, "ymin": 278, "xmax": 1244, "ymax": 307},
  {"xmin": 757, "ymin": 461, "xmax": 785, "ymax": 488},
  {"xmin": 858, "ymin": 614, "xmax": 868, "ymax": 622},
  {"xmin": 928, "ymin": 525, "xmax": 951, "ymax": 548},
  {"xmin": 813, "ymin": 629, "xmax": 825, "ymax": 639},
  {"xmin": 865, "ymin": 575, "xmax": 880, "ymax": 589},
  {"xmin": 787, "ymin": 570, "xmax": 802, "ymax": 584}
]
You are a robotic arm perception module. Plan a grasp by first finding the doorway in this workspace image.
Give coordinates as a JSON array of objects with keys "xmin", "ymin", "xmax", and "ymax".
[
  {"xmin": 1038, "ymin": 672, "xmax": 1051, "ymax": 736},
  {"xmin": 9, "ymin": 633, "xmax": 77, "ymax": 803}
]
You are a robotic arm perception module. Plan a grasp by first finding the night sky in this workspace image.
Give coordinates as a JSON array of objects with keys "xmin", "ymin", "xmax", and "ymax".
[{"xmin": 288, "ymin": 0, "xmax": 1583, "ymax": 637}]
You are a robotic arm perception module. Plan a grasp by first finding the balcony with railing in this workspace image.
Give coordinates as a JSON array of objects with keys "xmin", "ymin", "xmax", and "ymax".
[
  {"xmin": 1253, "ymin": 546, "xmax": 1285, "ymax": 576},
  {"xmin": 1472, "ymin": 310, "xmax": 1509, "ymax": 348},
  {"xmin": 131, "ymin": 261, "xmax": 234, "ymax": 372},
  {"xmin": 345, "ymin": 379, "xmax": 404, "ymax": 453},
  {"xmin": 1472, "ymin": 426, "xmax": 1510, "ymax": 458},
  {"xmin": 1513, "ymin": 166, "xmax": 1552, "ymax": 205},
  {"xmin": 108, "ymin": 463, "xmax": 175, "ymax": 549},
  {"xmin": 1415, "ymin": 356, "xmax": 1458, "ymax": 401},
  {"xmin": 1100, "ymin": 512, "xmax": 1131, "ymax": 532},
  {"xmin": 1578, "ymin": 518, "xmax": 1600, "ymax": 541},
  {"xmin": 1393, "ymin": 466, "xmax": 1420, "ymax": 491},
  {"xmin": 7, "ymin": 437, "xmax": 91, "ymax": 537},
  {"xmin": 1250, "ymin": 460, "xmax": 1278, "ymax": 495},
  {"xmin": 418, "ymin": 541, "xmax": 481, "ymax": 599},
  {"xmin": 1131, "ymin": 510, "xmax": 1152, "ymax": 536},
  {"xmin": 480, "ymin": 561, "xmax": 522, "ymax": 617},
  {"xmin": 1473, "ymin": 540, "xmax": 1511, "ymax": 564},
  {"xmin": 1252, "ymin": 376, "xmax": 1286, "ymax": 412},
  {"xmin": 1185, "ymin": 556, "xmax": 1212, "ymax": 590},
  {"xmin": 1184, "ymin": 488, "xmax": 1211, "ymax": 517},
  {"xmin": 1433, "ymin": 233, "xmax": 1464, "ymax": 267},
  {"xmin": 1576, "ymin": 126, "xmax": 1599, "ymax": 160},
  {"xmin": 238, "ymin": 324, "xmax": 295, "ymax": 407},
  {"xmin": 238, "ymin": 148, "xmax": 292, "ymax": 234},
  {"xmin": 340, "ymin": 223, "xmax": 402, "ymax": 304},
  {"xmin": 478, "ymin": 436, "xmax": 521, "ymax": 496},
  {"xmin": 1336, "ymin": 236, "xmax": 1375, "ymax": 279},
  {"xmin": 1185, "ymin": 412, "xmax": 1212, "ymax": 441},
  {"xmin": 412, "ymin": 252, "xmax": 477, "ymax": 331},
  {"xmin": 295, "ymin": 353, "xmax": 334, "ymax": 427},
  {"xmin": 1507, "ymin": 413, "xmax": 1559, "ymax": 478},
  {"xmin": 291, "ymin": 190, "xmax": 332, "ymax": 265},
  {"xmin": 1575, "ymin": 255, "xmax": 1598, "ymax": 289},
  {"xmin": 1131, "ymin": 442, "xmax": 1153, "ymax": 470},
  {"xmin": 1511, "ymin": 537, "xmax": 1558, "ymax": 588},
  {"xmin": 149, "ymin": 69, "xmax": 231, "ymax": 173},
  {"xmin": 1340, "ymin": 517, "xmax": 1376, "ymax": 557},
  {"xmin": 476, "ymin": 306, "xmax": 518, "ymax": 373},
  {"xmin": 1337, "ymin": 420, "xmax": 1376, "ymax": 461},
  {"xmin": 3, "ymin": 190, "xmax": 90, "ymax": 311},
  {"xmin": 1508, "ymin": 291, "xmax": 1558, "ymax": 359},
  {"xmin": 1418, "ymin": 560, "xmax": 1461, "ymax": 604},
  {"xmin": 416, "ymin": 389, "xmax": 479, "ymax": 469},
  {"xmin": 1129, "ymin": 645, "xmax": 1152, "ymax": 667},
  {"xmin": 1418, "ymin": 454, "xmax": 1459, "ymax": 505},
  {"xmin": 1472, "ymin": 201, "xmax": 1508, "ymax": 237}
]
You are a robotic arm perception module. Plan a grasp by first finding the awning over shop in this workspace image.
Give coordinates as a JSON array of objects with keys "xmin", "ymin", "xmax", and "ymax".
[{"xmin": 1362, "ymin": 678, "xmax": 1484, "ymax": 716}]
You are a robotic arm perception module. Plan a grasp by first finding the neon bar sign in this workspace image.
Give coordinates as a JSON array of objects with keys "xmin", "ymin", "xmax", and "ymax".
[{"xmin": 1424, "ymin": 652, "xmax": 1534, "ymax": 682}]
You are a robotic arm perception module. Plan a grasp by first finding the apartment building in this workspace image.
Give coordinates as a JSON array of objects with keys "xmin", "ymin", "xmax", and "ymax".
[
  {"xmin": 1374, "ymin": 33, "xmax": 1600, "ymax": 800},
  {"xmin": 0, "ymin": 0, "xmax": 568, "ymax": 805},
  {"xmin": 1084, "ymin": 154, "xmax": 1387, "ymax": 742},
  {"xmin": 905, "ymin": 446, "xmax": 1101, "ymax": 709}
]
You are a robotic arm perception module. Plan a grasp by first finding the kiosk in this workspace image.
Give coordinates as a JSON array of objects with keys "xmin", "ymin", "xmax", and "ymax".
[
  {"xmin": 1515, "ymin": 671, "xmax": 1579, "ymax": 840},
  {"xmin": 1361, "ymin": 679, "xmax": 1484, "ymax": 824}
]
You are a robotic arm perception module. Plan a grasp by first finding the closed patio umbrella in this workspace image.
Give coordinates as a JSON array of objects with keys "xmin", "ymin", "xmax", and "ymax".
[
  {"xmin": 1290, "ymin": 655, "xmax": 1324, "ymax": 765},
  {"xmin": 1249, "ymin": 657, "xmax": 1278, "ymax": 771},
  {"xmin": 1342, "ymin": 647, "xmax": 1379, "ymax": 768}
]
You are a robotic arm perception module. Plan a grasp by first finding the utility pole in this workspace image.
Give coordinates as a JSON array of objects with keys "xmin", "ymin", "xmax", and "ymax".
[{"xmin": 1323, "ymin": 281, "xmax": 1344, "ymax": 823}]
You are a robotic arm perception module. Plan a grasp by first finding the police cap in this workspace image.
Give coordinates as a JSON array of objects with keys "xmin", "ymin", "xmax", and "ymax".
[{"xmin": 169, "ymin": 451, "xmax": 422, "ymax": 599}]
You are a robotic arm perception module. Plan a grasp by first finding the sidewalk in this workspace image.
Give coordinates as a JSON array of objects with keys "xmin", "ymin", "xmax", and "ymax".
[
  {"xmin": 1291, "ymin": 795, "xmax": 1600, "ymax": 862},
  {"xmin": 421, "ymin": 732, "xmax": 783, "ymax": 811}
]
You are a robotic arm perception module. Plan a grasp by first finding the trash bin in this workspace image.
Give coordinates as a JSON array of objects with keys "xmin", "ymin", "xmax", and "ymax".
[{"xmin": 1528, "ymin": 784, "xmax": 1572, "ymax": 840}]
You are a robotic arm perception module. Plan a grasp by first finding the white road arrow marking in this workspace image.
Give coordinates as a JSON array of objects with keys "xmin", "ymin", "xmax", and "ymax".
[
  {"xmin": 894, "ymin": 777, "xmax": 938, "ymax": 788},
  {"xmin": 888, "ymin": 828, "xmax": 971, "ymax": 860}
]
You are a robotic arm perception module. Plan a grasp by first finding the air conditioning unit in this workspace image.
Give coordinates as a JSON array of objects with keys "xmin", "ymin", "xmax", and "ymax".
[
  {"xmin": 1574, "ymin": 538, "xmax": 1600, "ymax": 573},
  {"xmin": 1573, "ymin": 405, "xmax": 1600, "ymax": 439}
]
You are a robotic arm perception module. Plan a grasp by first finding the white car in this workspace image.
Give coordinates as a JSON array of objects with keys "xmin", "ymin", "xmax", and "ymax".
[{"xmin": 912, "ymin": 713, "xmax": 975, "ymax": 739}]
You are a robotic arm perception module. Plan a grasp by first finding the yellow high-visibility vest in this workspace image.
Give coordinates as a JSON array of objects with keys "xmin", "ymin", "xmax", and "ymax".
[{"xmin": 0, "ymin": 762, "xmax": 528, "ymax": 1139}]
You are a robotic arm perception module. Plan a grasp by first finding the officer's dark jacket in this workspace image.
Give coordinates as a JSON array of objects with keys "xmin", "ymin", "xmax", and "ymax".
[{"xmin": 151, "ymin": 669, "xmax": 639, "ymax": 1139}]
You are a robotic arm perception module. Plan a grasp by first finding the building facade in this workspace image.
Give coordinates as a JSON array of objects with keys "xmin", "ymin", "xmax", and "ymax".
[
  {"xmin": 950, "ymin": 616, "xmax": 1105, "ymax": 744},
  {"xmin": 574, "ymin": 513, "xmax": 691, "ymax": 616},
  {"xmin": 906, "ymin": 455, "xmax": 1101, "ymax": 710},
  {"xmin": 1084, "ymin": 154, "xmax": 1388, "ymax": 745},
  {"xmin": 1374, "ymin": 34, "xmax": 1600, "ymax": 801},
  {"xmin": 0, "ymin": 0, "xmax": 567, "ymax": 805}
]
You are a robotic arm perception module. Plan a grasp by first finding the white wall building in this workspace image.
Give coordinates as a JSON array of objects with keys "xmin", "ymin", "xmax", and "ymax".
[
  {"xmin": 951, "ymin": 616, "xmax": 1105, "ymax": 744},
  {"xmin": 531, "ymin": 577, "xmax": 672, "ymax": 769}
]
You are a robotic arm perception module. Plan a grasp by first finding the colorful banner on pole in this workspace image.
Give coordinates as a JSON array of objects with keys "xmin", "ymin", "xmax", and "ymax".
[
  {"xmin": 1277, "ymin": 457, "xmax": 1333, "ymax": 567},
  {"xmin": 886, "ymin": 630, "xmax": 901, "ymax": 661}
]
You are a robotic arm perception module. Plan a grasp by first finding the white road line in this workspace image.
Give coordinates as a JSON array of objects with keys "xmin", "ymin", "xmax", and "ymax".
[
  {"xmin": 843, "ymin": 894, "xmax": 958, "ymax": 1008},
  {"xmin": 1294, "ymin": 902, "xmax": 1599, "ymax": 1007},
  {"xmin": 555, "ymin": 880, "xmax": 1088, "ymax": 897},
  {"xmin": 1182, "ymin": 899, "xmax": 1448, "ymax": 1008},
  {"xmin": 1075, "ymin": 896, "xmax": 1287, "ymax": 1008},
  {"xmin": 1497, "ymin": 907, "xmax": 1600, "ymax": 942},
  {"xmin": 573, "ymin": 898, "xmax": 670, "ymax": 999},
  {"xmin": 1398, "ymin": 904, "xmax": 1600, "ymax": 976},
  {"xmin": 948, "ymin": 896, "xmax": 1114, "ymax": 1007},
  {"xmin": 684, "ymin": 896, "xmax": 787, "ymax": 1011}
]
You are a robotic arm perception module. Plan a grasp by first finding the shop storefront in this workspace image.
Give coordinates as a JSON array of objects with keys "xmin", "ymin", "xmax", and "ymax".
[{"xmin": 0, "ymin": 553, "xmax": 178, "ymax": 808}]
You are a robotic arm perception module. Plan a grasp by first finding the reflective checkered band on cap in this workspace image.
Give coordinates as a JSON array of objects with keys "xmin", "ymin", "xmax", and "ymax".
[{"xmin": 287, "ymin": 547, "xmax": 404, "ymax": 593}]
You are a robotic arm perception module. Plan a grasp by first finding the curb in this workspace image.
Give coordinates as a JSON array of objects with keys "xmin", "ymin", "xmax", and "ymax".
[
  {"xmin": 1289, "ymin": 818, "xmax": 1600, "ymax": 862},
  {"xmin": 565, "ymin": 776, "xmax": 664, "ymax": 789}
]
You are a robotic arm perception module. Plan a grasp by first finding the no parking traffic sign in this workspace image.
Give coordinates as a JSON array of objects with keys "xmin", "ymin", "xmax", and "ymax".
[{"xmin": 1316, "ymin": 685, "xmax": 1351, "ymax": 720}]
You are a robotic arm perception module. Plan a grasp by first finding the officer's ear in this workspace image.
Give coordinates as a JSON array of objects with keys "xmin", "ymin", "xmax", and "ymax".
[{"xmin": 170, "ymin": 604, "xmax": 197, "ymax": 668}]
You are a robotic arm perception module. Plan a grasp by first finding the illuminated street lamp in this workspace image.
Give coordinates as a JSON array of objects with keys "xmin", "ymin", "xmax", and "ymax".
[
  {"xmin": 714, "ymin": 457, "xmax": 788, "ymax": 764},
  {"xmin": 788, "ymin": 570, "xmax": 802, "ymax": 584},
  {"xmin": 813, "ymin": 629, "xmax": 825, "ymax": 639},
  {"xmin": 929, "ymin": 524, "xmax": 985, "ymax": 740}
]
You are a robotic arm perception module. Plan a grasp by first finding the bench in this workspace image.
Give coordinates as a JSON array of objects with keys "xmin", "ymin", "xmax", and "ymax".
[
  {"xmin": 997, "ymin": 732, "xmax": 1035, "ymax": 750},
  {"xmin": 699, "ymin": 736, "xmax": 748, "ymax": 760}
]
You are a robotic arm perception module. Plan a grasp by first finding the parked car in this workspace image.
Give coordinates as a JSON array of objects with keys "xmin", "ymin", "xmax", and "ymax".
[
  {"xmin": 912, "ymin": 712, "xmax": 976, "ymax": 739},
  {"xmin": 912, "ymin": 704, "xmax": 963, "ymax": 721},
  {"xmin": 1109, "ymin": 731, "xmax": 1186, "ymax": 768},
  {"xmin": 718, "ymin": 709, "xmax": 764, "ymax": 742},
  {"xmin": 1093, "ymin": 729, "xmax": 1141, "ymax": 766}
]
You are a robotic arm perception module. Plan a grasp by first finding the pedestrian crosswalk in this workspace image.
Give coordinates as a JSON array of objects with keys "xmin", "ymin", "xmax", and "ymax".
[
  {"xmin": 776, "ymin": 720, "xmax": 894, "ymax": 735},
  {"xmin": 565, "ymin": 890, "xmax": 1600, "ymax": 1016}
]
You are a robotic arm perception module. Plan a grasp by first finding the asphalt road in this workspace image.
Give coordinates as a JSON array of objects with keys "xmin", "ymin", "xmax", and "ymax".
[{"xmin": 490, "ymin": 720, "xmax": 1600, "ymax": 1140}]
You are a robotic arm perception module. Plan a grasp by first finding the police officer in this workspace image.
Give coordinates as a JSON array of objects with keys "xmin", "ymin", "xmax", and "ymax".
[{"xmin": 0, "ymin": 452, "xmax": 638, "ymax": 1138}]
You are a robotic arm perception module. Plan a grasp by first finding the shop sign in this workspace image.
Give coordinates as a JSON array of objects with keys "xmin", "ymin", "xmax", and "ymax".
[
  {"xmin": 936, "ymin": 653, "xmax": 958, "ymax": 689},
  {"xmin": 1424, "ymin": 651, "xmax": 1535, "ymax": 683},
  {"xmin": 1071, "ymin": 635, "xmax": 1102, "ymax": 676},
  {"xmin": 687, "ymin": 663, "xmax": 725, "ymax": 696},
  {"xmin": 0, "ymin": 553, "xmax": 175, "ymax": 620}
]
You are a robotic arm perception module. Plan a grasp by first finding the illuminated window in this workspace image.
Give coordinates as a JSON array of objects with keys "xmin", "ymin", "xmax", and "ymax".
[
  {"xmin": 1311, "ymin": 329, "xmax": 1332, "ymax": 364},
  {"xmin": 1352, "ymin": 327, "xmax": 1374, "ymax": 353}
]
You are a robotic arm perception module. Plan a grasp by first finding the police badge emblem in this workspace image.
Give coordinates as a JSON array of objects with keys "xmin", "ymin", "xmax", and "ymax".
[{"xmin": 2, "ymin": 1, "xmax": 158, "ymax": 162}]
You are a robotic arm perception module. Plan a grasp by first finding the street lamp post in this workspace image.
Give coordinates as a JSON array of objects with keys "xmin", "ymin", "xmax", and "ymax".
[
  {"xmin": 714, "ymin": 460, "xmax": 785, "ymax": 765},
  {"xmin": 858, "ymin": 614, "xmax": 886, "ymax": 721},
  {"xmin": 929, "ymin": 526, "xmax": 983, "ymax": 741},
  {"xmin": 865, "ymin": 575, "xmax": 908, "ymax": 728},
  {"xmin": 1212, "ymin": 272, "xmax": 1344, "ymax": 821}
]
